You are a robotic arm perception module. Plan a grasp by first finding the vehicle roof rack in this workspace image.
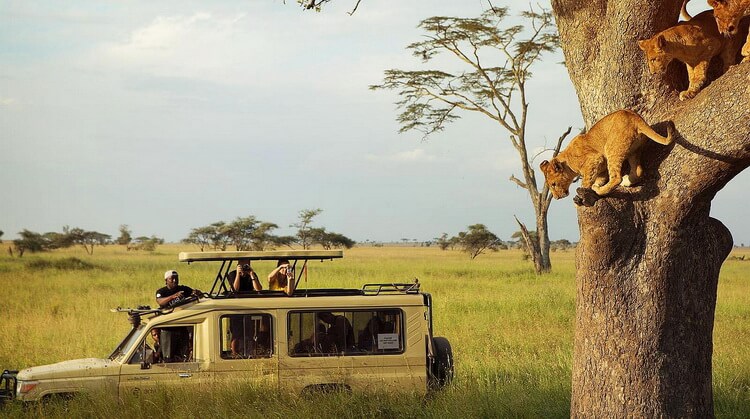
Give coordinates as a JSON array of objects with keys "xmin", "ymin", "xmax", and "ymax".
[
  {"xmin": 179, "ymin": 250, "xmax": 343, "ymax": 263},
  {"xmin": 361, "ymin": 280, "xmax": 420, "ymax": 295}
]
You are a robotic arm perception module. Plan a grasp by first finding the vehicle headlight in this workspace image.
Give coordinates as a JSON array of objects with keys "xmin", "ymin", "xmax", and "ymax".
[{"xmin": 18, "ymin": 380, "xmax": 38, "ymax": 396}]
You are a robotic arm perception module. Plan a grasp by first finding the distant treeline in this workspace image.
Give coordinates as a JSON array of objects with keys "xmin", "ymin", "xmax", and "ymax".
[
  {"xmin": 6, "ymin": 225, "xmax": 161, "ymax": 257},
  {"xmin": 182, "ymin": 209, "xmax": 355, "ymax": 252}
]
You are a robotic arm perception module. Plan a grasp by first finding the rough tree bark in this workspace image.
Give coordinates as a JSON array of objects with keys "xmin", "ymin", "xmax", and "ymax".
[{"xmin": 551, "ymin": 0, "xmax": 750, "ymax": 417}]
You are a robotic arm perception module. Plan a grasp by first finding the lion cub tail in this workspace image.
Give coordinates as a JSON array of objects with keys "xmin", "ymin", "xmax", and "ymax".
[{"xmin": 638, "ymin": 119, "xmax": 674, "ymax": 146}]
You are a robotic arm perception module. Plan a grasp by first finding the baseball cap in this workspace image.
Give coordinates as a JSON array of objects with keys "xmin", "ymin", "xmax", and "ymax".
[{"xmin": 164, "ymin": 270, "xmax": 178, "ymax": 279}]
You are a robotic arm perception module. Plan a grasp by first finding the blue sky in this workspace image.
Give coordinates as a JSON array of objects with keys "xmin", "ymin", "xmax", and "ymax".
[{"xmin": 2, "ymin": 0, "xmax": 748, "ymax": 245}]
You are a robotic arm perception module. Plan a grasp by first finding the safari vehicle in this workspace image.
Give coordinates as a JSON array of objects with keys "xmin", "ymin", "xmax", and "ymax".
[{"xmin": 1, "ymin": 250, "xmax": 453, "ymax": 404}]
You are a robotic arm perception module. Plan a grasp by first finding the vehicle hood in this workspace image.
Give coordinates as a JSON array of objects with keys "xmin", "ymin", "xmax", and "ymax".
[{"xmin": 17, "ymin": 358, "xmax": 120, "ymax": 381}]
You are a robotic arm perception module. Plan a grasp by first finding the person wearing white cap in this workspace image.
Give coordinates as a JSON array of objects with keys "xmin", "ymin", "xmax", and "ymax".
[{"xmin": 155, "ymin": 270, "xmax": 202, "ymax": 308}]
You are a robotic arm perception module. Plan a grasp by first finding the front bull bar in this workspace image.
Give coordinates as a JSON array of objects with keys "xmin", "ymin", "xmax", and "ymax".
[{"xmin": 0, "ymin": 370, "xmax": 18, "ymax": 405}]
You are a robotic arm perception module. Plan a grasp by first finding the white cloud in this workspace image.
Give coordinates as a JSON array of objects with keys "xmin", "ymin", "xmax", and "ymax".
[
  {"xmin": 99, "ymin": 12, "xmax": 259, "ymax": 85},
  {"xmin": 125, "ymin": 12, "xmax": 216, "ymax": 51},
  {"xmin": 0, "ymin": 97, "xmax": 16, "ymax": 106}
]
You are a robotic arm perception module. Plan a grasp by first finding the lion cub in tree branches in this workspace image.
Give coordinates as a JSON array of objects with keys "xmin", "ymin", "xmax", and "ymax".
[
  {"xmin": 638, "ymin": 9, "xmax": 745, "ymax": 100},
  {"xmin": 683, "ymin": 0, "xmax": 750, "ymax": 63},
  {"xmin": 540, "ymin": 110, "xmax": 674, "ymax": 201}
]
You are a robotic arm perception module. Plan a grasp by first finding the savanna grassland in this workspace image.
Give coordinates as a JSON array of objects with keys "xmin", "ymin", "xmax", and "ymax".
[{"xmin": 0, "ymin": 244, "xmax": 748, "ymax": 418}]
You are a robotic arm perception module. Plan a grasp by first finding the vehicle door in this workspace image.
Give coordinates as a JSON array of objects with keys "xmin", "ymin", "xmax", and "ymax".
[
  {"xmin": 212, "ymin": 312, "xmax": 278, "ymax": 386},
  {"xmin": 119, "ymin": 323, "xmax": 210, "ymax": 398},
  {"xmin": 281, "ymin": 310, "xmax": 356, "ymax": 391}
]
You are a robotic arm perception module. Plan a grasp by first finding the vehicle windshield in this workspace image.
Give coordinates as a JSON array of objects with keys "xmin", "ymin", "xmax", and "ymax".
[{"xmin": 109, "ymin": 324, "xmax": 146, "ymax": 362}]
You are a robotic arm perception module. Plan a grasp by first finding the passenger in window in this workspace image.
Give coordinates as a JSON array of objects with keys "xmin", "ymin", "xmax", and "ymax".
[
  {"xmin": 267, "ymin": 259, "xmax": 295, "ymax": 296},
  {"xmin": 150, "ymin": 328, "xmax": 163, "ymax": 363},
  {"xmin": 164, "ymin": 328, "xmax": 193, "ymax": 362},
  {"xmin": 226, "ymin": 259, "xmax": 262, "ymax": 292},
  {"xmin": 357, "ymin": 316, "xmax": 382, "ymax": 351},
  {"xmin": 227, "ymin": 316, "xmax": 272, "ymax": 359},
  {"xmin": 229, "ymin": 317, "xmax": 253, "ymax": 359},
  {"xmin": 293, "ymin": 323, "xmax": 327, "ymax": 354},
  {"xmin": 249, "ymin": 317, "xmax": 272, "ymax": 357},
  {"xmin": 318, "ymin": 312, "xmax": 355, "ymax": 353},
  {"xmin": 155, "ymin": 270, "xmax": 202, "ymax": 308}
]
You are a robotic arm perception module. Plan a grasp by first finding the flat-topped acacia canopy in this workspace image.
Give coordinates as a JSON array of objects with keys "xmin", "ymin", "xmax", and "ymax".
[{"xmin": 178, "ymin": 250, "xmax": 343, "ymax": 263}]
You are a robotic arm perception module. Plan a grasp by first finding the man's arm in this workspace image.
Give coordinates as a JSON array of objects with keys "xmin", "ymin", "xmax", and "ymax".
[
  {"xmin": 250, "ymin": 271, "xmax": 262, "ymax": 291},
  {"xmin": 156, "ymin": 291, "xmax": 183, "ymax": 308},
  {"xmin": 230, "ymin": 271, "xmax": 240, "ymax": 292}
]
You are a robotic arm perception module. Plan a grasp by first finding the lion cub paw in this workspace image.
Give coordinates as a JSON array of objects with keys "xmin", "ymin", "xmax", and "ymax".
[
  {"xmin": 574, "ymin": 187, "xmax": 600, "ymax": 207},
  {"xmin": 679, "ymin": 90, "xmax": 697, "ymax": 101}
]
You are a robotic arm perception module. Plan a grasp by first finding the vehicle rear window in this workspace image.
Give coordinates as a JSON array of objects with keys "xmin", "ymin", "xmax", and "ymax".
[{"xmin": 288, "ymin": 309, "xmax": 403, "ymax": 357}]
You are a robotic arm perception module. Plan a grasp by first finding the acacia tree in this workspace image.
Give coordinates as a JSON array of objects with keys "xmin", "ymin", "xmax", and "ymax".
[
  {"xmin": 13, "ymin": 229, "xmax": 47, "ymax": 257},
  {"xmin": 66, "ymin": 227, "xmax": 111, "ymax": 255},
  {"xmin": 549, "ymin": 0, "xmax": 750, "ymax": 416},
  {"xmin": 116, "ymin": 225, "xmax": 132, "ymax": 245},
  {"xmin": 292, "ymin": 208, "xmax": 323, "ymax": 249},
  {"xmin": 183, "ymin": 226, "xmax": 215, "ymax": 251},
  {"xmin": 457, "ymin": 224, "xmax": 501, "ymax": 259},
  {"xmin": 308, "ymin": 227, "xmax": 356, "ymax": 249},
  {"xmin": 250, "ymin": 222, "xmax": 281, "ymax": 251},
  {"xmin": 371, "ymin": 7, "xmax": 570, "ymax": 274}
]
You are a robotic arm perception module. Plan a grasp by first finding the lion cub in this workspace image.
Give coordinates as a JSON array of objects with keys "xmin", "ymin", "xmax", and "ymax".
[
  {"xmin": 684, "ymin": 0, "xmax": 750, "ymax": 62},
  {"xmin": 540, "ymin": 110, "xmax": 674, "ymax": 200},
  {"xmin": 638, "ymin": 10, "xmax": 742, "ymax": 100}
]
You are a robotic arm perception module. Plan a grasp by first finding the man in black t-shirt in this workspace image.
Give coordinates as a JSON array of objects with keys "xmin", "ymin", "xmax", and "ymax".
[{"xmin": 155, "ymin": 270, "xmax": 201, "ymax": 308}]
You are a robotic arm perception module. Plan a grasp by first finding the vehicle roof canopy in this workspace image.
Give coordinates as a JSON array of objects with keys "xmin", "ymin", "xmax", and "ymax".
[{"xmin": 179, "ymin": 250, "xmax": 343, "ymax": 263}]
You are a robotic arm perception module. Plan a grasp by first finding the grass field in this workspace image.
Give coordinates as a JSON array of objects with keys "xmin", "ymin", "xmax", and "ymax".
[{"xmin": 0, "ymin": 244, "xmax": 748, "ymax": 418}]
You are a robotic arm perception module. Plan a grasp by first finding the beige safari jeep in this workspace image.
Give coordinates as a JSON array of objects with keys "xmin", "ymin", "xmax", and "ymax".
[{"xmin": 1, "ymin": 250, "xmax": 453, "ymax": 403}]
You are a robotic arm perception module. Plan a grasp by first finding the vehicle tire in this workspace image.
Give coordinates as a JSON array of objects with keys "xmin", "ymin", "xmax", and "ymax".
[{"xmin": 429, "ymin": 336, "xmax": 454, "ymax": 389}]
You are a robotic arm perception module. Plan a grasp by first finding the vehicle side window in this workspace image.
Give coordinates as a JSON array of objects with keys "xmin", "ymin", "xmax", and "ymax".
[
  {"xmin": 220, "ymin": 314, "xmax": 273, "ymax": 359},
  {"xmin": 128, "ymin": 326, "xmax": 194, "ymax": 364},
  {"xmin": 288, "ymin": 310, "xmax": 403, "ymax": 357}
]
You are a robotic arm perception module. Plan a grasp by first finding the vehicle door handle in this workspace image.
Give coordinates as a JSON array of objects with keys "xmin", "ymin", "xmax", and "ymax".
[{"xmin": 178, "ymin": 373, "xmax": 192, "ymax": 378}]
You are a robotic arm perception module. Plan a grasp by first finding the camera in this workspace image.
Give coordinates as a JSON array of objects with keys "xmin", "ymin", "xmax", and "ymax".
[{"xmin": 241, "ymin": 264, "xmax": 251, "ymax": 271}]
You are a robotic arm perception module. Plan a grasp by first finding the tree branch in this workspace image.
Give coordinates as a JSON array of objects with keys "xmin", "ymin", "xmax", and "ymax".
[{"xmin": 509, "ymin": 174, "xmax": 528, "ymax": 189}]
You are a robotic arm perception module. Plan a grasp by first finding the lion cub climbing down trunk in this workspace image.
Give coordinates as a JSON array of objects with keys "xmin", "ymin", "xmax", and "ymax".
[{"xmin": 540, "ymin": 110, "xmax": 674, "ymax": 200}]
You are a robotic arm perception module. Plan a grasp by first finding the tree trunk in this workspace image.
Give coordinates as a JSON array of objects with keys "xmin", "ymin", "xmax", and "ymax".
[
  {"xmin": 551, "ymin": 0, "xmax": 750, "ymax": 416},
  {"xmin": 537, "ymin": 211, "xmax": 552, "ymax": 272},
  {"xmin": 515, "ymin": 216, "xmax": 548, "ymax": 273}
]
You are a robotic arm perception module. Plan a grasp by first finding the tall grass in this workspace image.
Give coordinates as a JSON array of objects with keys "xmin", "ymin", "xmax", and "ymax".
[{"xmin": 0, "ymin": 245, "xmax": 747, "ymax": 418}]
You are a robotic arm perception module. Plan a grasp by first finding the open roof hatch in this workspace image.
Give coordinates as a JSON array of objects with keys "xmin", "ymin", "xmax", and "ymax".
[{"xmin": 179, "ymin": 250, "xmax": 343, "ymax": 297}]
